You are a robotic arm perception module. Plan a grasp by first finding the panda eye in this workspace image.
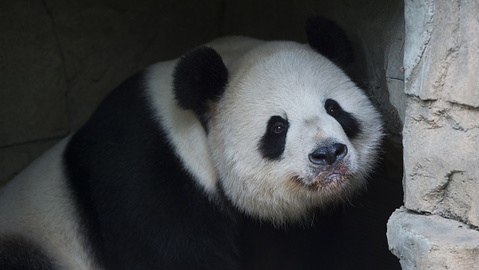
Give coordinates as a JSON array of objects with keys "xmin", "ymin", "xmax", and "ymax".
[
  {"xmin": 266, "ymin": 116, "xmax": 288, "ymax": 135},
  {"xmin": 260, "ymin": 115, "xmax": 289, "ymax": 160},
  {"xmin": 327, "ymin": 105, "xmax": 340, "ymax": 116},
  {"xmin": 271, "ymin": 121, "xmax": 287, "ymax": 134},
  {"xmin": 325, "ymin": 99, "xmax": 342, "ymax": 118}
]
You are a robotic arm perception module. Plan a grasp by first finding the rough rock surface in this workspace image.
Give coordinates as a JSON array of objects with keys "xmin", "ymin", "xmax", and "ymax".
[
  {"xmin": 388, "ymin": 0, "xmax": 479, "ymax": 268},
  {"xmin": 388, "ymin": 208, "xmax": 479, "ymax": 270},
  {"xmin": 402, "ymin": 0, "xmax": 479, "ymax": 227}
]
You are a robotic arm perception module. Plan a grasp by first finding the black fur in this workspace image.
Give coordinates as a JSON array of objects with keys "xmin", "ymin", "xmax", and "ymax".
[
  {"xmin": 305, "ymin": 17, "xmax": 354, "ymax": 69},
  {"xmin": 0, "ymin": 236, "xmax": 56, "ymax": 270},
  {"xmin": 325, "ymin": 99, "xmax": 361, "ymax": 139},
  {"xmin": 258, "ymin": 116, "xmax": 289, "ymax": 160},
  {"xmin": 173, "ymin": 46, "xmax": 228, "ymax": 127},
  {"xmin": 63, "ymin": 72, "xmax": 240, "ymax": 270}
]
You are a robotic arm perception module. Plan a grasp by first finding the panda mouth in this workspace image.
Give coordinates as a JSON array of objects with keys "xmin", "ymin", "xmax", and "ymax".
[
  {"xmin": 310, "ymin": 171, "xmax": 350, "ymax": 188},
  {"xmin": 293, "ymin": 163, "xmax": 351, "ymax": 189}
]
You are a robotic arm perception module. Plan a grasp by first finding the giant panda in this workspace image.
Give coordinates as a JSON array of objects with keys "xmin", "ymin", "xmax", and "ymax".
[{"xmin": 0, "ymin": 17, "xmax": 383, "ymax": 270}]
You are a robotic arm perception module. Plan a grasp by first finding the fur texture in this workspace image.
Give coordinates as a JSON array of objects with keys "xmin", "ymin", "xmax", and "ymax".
[{"xmin": 0, "ymin": 18, "xmax": 383, "ymax": 269}]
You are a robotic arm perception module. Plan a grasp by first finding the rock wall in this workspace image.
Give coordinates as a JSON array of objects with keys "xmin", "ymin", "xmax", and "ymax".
[{"xmin": 387, "ymin": 0, "xmax": 479, "ymax": 268}]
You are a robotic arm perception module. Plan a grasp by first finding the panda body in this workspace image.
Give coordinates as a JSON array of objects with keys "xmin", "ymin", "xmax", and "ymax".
[{"xmin": 0, "ymin": 18, "xmax": 383, "ymax": 270}]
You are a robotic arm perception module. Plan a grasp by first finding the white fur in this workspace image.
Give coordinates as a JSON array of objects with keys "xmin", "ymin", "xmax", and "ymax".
[
  {"xmin": 0, "ymin": 138, "xmax": 98, "ymax": 269},
  {"xmin": 208, "ymin": 41, "xmax": 383, "ymax": 224}
]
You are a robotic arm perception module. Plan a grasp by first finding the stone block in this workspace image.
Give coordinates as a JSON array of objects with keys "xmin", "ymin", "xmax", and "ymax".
[
  {"xmin": 403, "ymin": 98, "xmax": 479, "ymax": 227},
  {"xmin": 387, "ymin": 208, "xmax": 479, "ymax": 270},
  {"xmin": 402, "ymin": 0, "xmax": 479, "ymax": 227},
  {"xmin": 404, "ymin": 0, "xmax": 479, "ymax": 108},
  {"xmin": 443, "ymin": 0, "xmax": 479, "ymax": 108},
  {"xmin": 403, "ymin": 0, "xmax": 434, "ymax": 88}
]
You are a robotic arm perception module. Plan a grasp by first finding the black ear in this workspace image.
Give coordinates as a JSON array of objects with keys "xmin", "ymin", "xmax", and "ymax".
[
  {"xmin": 173, "ymin": 46, "xmax": 228, "ymax": 117},
  {"xmin": 305, "ymin": 17, "xmax": 354, "ymax": 68}
]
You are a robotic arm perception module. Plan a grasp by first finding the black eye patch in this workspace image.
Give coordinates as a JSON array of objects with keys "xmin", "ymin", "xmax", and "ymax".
[
  {"xmin": 324, "ymin": 99, "xmax": 361, "ymax": 139},
  {"xmin": 258, "ymin": 116, "xmax": 289, "ymax": 160}
]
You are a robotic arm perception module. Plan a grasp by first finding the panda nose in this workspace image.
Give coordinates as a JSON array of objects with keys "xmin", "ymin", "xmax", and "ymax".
[{"xmin": 308, "ymin": 143, "xmax": 348, "ymax": 166}]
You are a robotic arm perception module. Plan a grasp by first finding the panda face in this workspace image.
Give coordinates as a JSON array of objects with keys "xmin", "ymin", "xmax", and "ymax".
[{"xmin": 208, "ymin": 42, "xmax": 383, "ymax": 224}]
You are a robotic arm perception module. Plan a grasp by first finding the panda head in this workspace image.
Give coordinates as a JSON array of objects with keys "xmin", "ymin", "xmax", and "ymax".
[{"xmin": 174, "ymin": 18, "xmax": 383, "ymax": 224}]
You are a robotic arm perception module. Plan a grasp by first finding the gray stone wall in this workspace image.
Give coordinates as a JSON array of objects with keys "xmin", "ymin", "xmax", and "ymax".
[{"xmin": 387, "ymin": 0, "xmax": 479, "ymax": 268}]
